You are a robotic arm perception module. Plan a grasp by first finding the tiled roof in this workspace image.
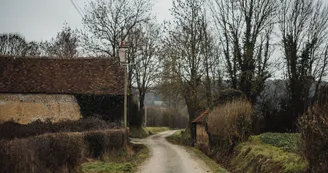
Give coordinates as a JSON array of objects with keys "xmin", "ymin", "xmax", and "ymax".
[{"xmin": 0, "ymin": 55, "xmax": 124, "ymax": 95}]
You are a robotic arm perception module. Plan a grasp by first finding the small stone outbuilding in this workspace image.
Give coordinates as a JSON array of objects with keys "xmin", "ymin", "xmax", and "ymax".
[
  {"xmin": 192, "ymin": 110, "xmax": 210, "ymax": 153},
  {"xmin": 0, "ymin": 55, "xmax": 124, "ymax": 124}
]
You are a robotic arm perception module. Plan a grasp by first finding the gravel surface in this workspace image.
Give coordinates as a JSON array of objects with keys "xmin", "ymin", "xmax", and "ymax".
[{"xmin": 132, "ymin": 130, "xmax": 212, "ymax": 173}]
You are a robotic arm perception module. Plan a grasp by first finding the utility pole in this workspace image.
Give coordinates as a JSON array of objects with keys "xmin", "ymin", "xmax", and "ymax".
[
  {"xmin": 119, "ymin": 41, "xmax": 128, "ymax": 129},
  {"xmin": 119, "ymin": 41, "xmax": 128, "ymax": 147},
  {"xmin": 144, "ymin": 106, "xmax": 147, "ymax": 126},
  {"xmin": 124, "ymin": 61, "xmax": 128, "ymax": 129}
]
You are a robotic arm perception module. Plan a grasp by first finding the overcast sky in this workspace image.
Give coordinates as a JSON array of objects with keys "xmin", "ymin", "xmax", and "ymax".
[
  {"xmin": 0, "ymin": 0, "xmax": 173, "ymax": 41},
  {"xmin": 2, "ymin": 0, "xmax": 328, "ymax": 42}
]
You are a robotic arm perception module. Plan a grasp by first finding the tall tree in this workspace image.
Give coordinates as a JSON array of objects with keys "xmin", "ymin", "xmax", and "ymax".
[
  {"xmin": 0, "ymin": 33, "xmax": 28, "ymax": 56},
  {"xmin": 158, "ymin": 54, "xmax": 185, "ymax": 110},
  {"xmin": 0, "ymin": 33, "xmax": 42, "ymax": 57},
  {"xmin": 46, "ymin": 24, "xmax": 79, "ymax": 58},
  {"xmin": 81, "ymin": 0, "xmax": 152, "ymax": 57},
  {"xmin": 200, "ymin": 14, "xmax": 221, "ymax": 107},
  {"xmin": 164, "ymin": 0, "xmax": 218, "ymax": 136},
  {"xmin": 209, "ymin": 0, "xmax": 277, "ymax": 103},
  {"xmin": 127, "ymin": 22, "xmax": 162, "ymax": 126},
  {"xmin": 25, "ymin": 41, "xmax": 41, "ymax": 56},
  {"xmin": 279, "ymin": 0, "xmax": 328, "ymax": 129}
]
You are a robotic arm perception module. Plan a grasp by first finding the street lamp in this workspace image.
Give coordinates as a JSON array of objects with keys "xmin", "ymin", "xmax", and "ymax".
[
  {"xmin": 119, "ymin": 41, "xmax": 128, "ymax": 64},
  {"xmin": 119, "ymin": 41, "xmax": 128, "ymax": 130}
]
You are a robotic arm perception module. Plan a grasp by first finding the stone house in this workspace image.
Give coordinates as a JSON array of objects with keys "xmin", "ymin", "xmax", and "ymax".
[
  {"xmin": 192, "ymin": 110, "xmax": 210, "ymax": 153},
  {"xmin": 0, "ymin": 55, "xmax": 124, "ymax": 124}
]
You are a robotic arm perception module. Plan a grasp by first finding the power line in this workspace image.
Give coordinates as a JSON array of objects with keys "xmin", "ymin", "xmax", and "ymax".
[
  {"xmin": 73, "ymin": 0, "xmax": 85, "ymax": 16},
  {"xmin": 70, "ymin": 0, "xmax": 84, "ymax": 17}
]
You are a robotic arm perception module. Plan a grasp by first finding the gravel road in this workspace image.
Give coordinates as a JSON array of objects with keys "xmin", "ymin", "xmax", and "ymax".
[{"xmin": 132, "ymin": 130, "xmax": 212, "ymax": 173}]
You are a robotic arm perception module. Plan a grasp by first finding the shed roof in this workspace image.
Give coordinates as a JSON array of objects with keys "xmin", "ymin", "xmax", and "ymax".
[
  {"xmin": 192, "ymin": 110, "xmax": 209, "ymax": 124},
  {"xmin": 0, "ymin": 55, "xmax": 124, "ymax": 95}
]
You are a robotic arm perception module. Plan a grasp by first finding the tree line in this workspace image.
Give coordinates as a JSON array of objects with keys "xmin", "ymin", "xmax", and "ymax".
[{"xmin": 1, "ymin": 0, "xmax": 328, "ymax": 133}]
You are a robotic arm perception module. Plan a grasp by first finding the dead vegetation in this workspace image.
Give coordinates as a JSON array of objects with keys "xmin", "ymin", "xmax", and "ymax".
[
  {"xmin": 0, "ymin": 117, "xmax": 119, "ymax": 140},
  {"xmin": 208, "ymin": 99, "xmax": 253, "ymax": 144},
  {"xmin": 0, "ymin": 129, "xmax": 126, "ymax": 173}
]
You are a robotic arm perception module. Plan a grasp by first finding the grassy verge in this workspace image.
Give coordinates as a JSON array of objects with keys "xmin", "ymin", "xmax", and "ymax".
[
  {"xmin": 129, "ymin": 127, "xmax": 149, "ymax": 138},
  {"xmin": 167, "ymin": 131, "xmax": 307, "ymax": 173},
  {"xmin": 231, "ymin": 134, "xmax": 307, "ymax": 173},
  {"xmin": 258, "ymin": 133, "xmax": 300, "ymax": 154},
  {"xmin": 166, "ymin": 130, "xmax": 228, "ymax": 173},
  {"xmin": 166, "ymin": 130, "xmax": 193, "ymax": 146},
  {"xmin": 81, "ymin": 144, "xmax": 149, "ymax": 173},
  {"xmin": 145, "ymin": 127, "xmax": 170, "ymax": 134},
  {"xmin": 191, "ymin": 147, "xmax": 229, "ymax": 173},
  {"xmin": 166, "ymin": 130, "xmax": 183, "ymax": 144}
]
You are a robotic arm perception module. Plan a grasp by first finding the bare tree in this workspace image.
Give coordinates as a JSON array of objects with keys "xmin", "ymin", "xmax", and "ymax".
[
  {"xmin": 126, "ymin": 22, "xmax": 162, "ymax": 126},
  {"xmin": 0, "ymin": 33, "xmax": 43, "ymax": 57},
  {"xmin": 200, "ymin": 14, "xmax": 222, "ymax": 107},
  {"xmin": 81, "ymin": 0, "xmax": 152, "ymax": 57},
  {"xmin": 157, "ymin": 55, "xmax": 185, "ymax": 110},
  {"xmin": 209, "ymin": 0, "xmax": 277, "ymax": 103},
  {"xmin": 279, "ymin": 0, "xmax": 328, "ymax": 127},
  {"xmin": 25, "ymin": 41, "xmax": 41, "ymax": 56},
  {"xmin": 46, "ymin": 24, "xmax": 79, "ymax": 58},
  {"xmin": 0, "ymin": 33, "xmax": 28, "ymax": 56},
  {"xmin": 163, "ymin": 0, "xmax": 219, "ymax": 136}
]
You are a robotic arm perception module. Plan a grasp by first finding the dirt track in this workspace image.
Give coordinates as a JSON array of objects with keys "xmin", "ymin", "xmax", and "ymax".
[{"xmin": 132, "ymin": 130, "xmax": 212, "ymax": 173}]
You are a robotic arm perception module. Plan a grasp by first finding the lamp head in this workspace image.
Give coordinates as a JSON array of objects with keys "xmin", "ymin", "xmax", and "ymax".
[{"xmin": 119, "ymin": 41, "xmax": 128, "ymax": 63}]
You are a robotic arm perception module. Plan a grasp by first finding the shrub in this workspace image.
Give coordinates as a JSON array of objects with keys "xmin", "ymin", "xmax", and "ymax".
[
  {"xmin": 35, "ymin": 134, "xmax": 85, "ymax": 172},
  {"xmin": 299, "ymin": 104, "xmax": 328, "ymax": 173},
  {"xmin": 0, "ymin": 134, "xmax": 85, "ymax": 173},
  {"xmin": 0, "ymin": 138, "xmax": 38, "ymax": 173},
  {"xmin": 129, "ymin": 127, "xmax": 149, "ymax": 138},
  {"xmin": 207, "ymin": 99, "xmax": 253, "ymax": 163},
  {"xmin": 208, "ymin": 100, "xmax": 253, "ymax": 144},
  {"xmin": 84, "ymin": 130, "xmax": 124, "ymax": 158},
  {"xmin": 166, "ymin": 129, "xmax": 193, "ymax": 146},
  {"xmin": 0, "ymin": 130, "xmax": 126, "ymax": 173},
  {"xmin": 0, "ymin": 117, "xmax": 118, "ymax": 140}
]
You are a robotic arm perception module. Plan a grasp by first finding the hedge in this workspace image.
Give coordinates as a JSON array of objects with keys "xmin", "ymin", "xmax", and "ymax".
[
  {"xmin": 0, "ymin": 117, "xmax": 119, "ymax": 140},
  {"xmin": 0, "ymin": 129, "xmax": 126, "ymax": 173}
]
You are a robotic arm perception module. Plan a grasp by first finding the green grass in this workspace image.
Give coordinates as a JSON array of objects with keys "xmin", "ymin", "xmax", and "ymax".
[
  {"xmin": 258, "ymin": 133, "xmax": 300, "ymax": 154},
  {"xmin": 129, "ymin": 127, "xmax": 149, "ymax": 138},
  {"xmin": 166, "ymin": 130, "xmax": 183, "ymax": 144},
  {"xmin": 82, "ymin": 162, "xmax": 134, "ymax": 173},
  {"xmin": 166, "ymin": 130, "xmax": 228, "ymax": 173},
  {"xmin": 166, "ymin": 129, "xmax": 193, "ymax": 146},
  {"xmin": 145, "ymin": 126, "xmax": 170, "ymax": 134},
  {"xmin": 81, "ymin": 144, "xmax": 149, "ymax": 173},
  {"xmin": 231, "ymin": 135, "xmax": 307, "ymax": 173},
  {"xmin": 167, "ymin": 131, "xmax": 306, "ymax": 173},
  {"xmin": 191, "ymin": 147, "xmax": 229, "ymax": 173}
]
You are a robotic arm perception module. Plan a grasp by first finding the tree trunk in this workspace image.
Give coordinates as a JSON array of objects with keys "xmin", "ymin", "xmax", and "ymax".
[{"xmin": 139, "ymin": 93, "xmax": 145, "ymax": 127}]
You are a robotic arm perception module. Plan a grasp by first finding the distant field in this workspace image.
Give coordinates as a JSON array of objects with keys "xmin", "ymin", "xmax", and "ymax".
[
  {"xmin": 129, "ymin": 126, "xmax": 171, "ymax": 138},
  {"xmin": 146, "ymin": 126, "xmax": 170, "ymax": 134}
]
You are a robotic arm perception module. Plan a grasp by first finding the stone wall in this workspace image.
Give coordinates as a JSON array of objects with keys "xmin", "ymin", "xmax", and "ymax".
[{"xmin": 0, "ymin": 94, "xmax": 82, "ymax": 124}]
